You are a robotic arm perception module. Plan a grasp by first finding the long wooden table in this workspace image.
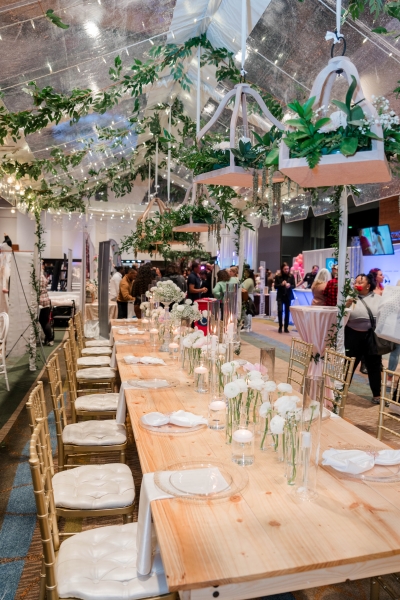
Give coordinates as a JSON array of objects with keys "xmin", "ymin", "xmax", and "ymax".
[{"xmin": 116, "ymin": 331, "xmax": 400, "ymax": 599}]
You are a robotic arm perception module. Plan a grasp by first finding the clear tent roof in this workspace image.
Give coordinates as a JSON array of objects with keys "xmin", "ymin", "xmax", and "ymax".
[{"xmin": 1, "ymin": 0, "xmax": 400, "ymax": 214}]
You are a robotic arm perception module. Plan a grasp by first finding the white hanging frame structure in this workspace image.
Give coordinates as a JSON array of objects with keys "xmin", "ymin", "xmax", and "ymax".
[
  {"xmin": 172, "ymin": 184, "xmax": 226, "ymax": 233},
  {"xmin": 279, "ymin": 55, "xmax": 391, "ymax": 188},
  {"xmin": 194, "ymin": 83, "xmax": 284, "ymax": 188}
]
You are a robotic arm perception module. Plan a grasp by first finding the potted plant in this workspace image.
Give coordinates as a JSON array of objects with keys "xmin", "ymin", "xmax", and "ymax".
[{"xmin": 279, "ymin": 56, "xmax": 391, "ymax": 187}]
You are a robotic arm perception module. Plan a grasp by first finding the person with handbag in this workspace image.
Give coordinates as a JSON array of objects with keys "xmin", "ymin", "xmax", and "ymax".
[{"xmin": 345, "ymin": 273, "xmax": 386, "ymax": 404}]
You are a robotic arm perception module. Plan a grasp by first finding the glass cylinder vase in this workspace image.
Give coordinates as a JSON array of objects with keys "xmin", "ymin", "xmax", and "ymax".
[
  {"xmin": 294, "ymin": 376, "xmax": 324, "ymax": 501},
  {"xmin": 260, "ymin": 346, "xmax": 275, "ymax": 381}
]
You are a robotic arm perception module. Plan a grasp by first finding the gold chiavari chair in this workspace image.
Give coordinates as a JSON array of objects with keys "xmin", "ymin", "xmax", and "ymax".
[
  {"xmin": 60, "ymin": 344, "xmax": 118, "ymax": 423},
  {"xmin": 287, "ymin": 338, "xmax": 313, "ymax": 392},
  {"xmin": 67, "ymin": 319, "xmax": 116, "ymax": 389},
  {"xmin": 46, "ymin": 359, "xmax": 126, "ymax": 469},
  {"xmin": 29, "ymin": 418, "xmax": 175, "ymax": 600},
  {"xmin": 377, "ymin": 369, "xmax": 400, "ymax": 441},
  {"xmin": 75, "ymin": 309, "xmax": 113, "ymax": 348},
  {"xmin": 74, "ymin": 313, "xmax": 112, "ymax": 357},
  {"xmin": 27, "ymin": 383, "xmax": 134, "ymax": 528},
  {"xmin": 322, "ymin": 349, "xmax": 355, "ymax": 418},
  {"xmin": 68, "ymin": 319, "xmax": 111, "ymax": 369},
  {"xmin": 63, "ymin": 337, "xmax": 117, "ymax": 396}
]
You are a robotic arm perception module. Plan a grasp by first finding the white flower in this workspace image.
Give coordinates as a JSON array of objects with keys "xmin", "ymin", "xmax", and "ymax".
[
  {"xmin": 270, "ymin": 414, "xmax": 285, "ymax": 434},
  {"xmin": 259, "ymin": 401, "xmax": 271, "ymax": 418},
  {"xmin": 177, "ymin": 305, "xmax": 185, "ymax": 312},
  {"xmin": 224, "ymin": 381, "xmax": 241, "ymax": 399},
  {"xmin": 274, "ymin": 395, "xmax": 299, "ymax": 416},
  {"xmin": 185, "ymin": 299, "xmax": 192, "ymax": 305},
  {"xmin": 213, "ymin": 141, "xmax": 231, "ymax": 150},
  {"xmin": 248, "ymin": 370, "xmax": 262, "ymax": 381},
  {"xmin": 151, "ymin": 286, "xmax": 157, "ymax": 292},
  {"xmin": 248, "ymin": 379, "xmax": 264, "ymax": 391},
  {"xmin": 277, "ymin": 383, "xmax": 293, "ymax": 394},
  {"xmin": 239, "ymin": 136, "xmax": 251, "ymax": 144},
  {"xmin": 193, "ymin": 337, "xmax": 205, "ymax": 348},
  {"xmin": 318, "ymin": 110, "xmax": 347, "ymax": 133},
  {"xmin": 218, "ymin": 344, "xmax": 226, "ymax": 355},
  {"xmin": 183, "ymin": 337, "xmax": 193, "ymax": 348},
  {"xmin": 236, "ymin": 378, "xmax": 248, "ymax": 393},
  {"xmin": 202, "ymin": 310, "xmax": 208, "ymax": 318},
  {"xmin": 264, "ymin": 381, "xmax": 277, "ymax": 392},
  {"xmin": 221, "ymin": 362, "xmax": 237, "ymax": 375}
]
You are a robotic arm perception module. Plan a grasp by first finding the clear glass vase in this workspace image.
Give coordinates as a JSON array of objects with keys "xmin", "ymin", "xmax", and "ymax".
[
  {"xmin": 294, "ymin": 376, "xmax": 324, "ymax": 501},
  {"xmin": 260, "ymin": 346, "xmax": 275, "ymax": 380}
]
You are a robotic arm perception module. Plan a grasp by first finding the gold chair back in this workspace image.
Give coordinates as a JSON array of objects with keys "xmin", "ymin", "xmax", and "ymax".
[
  {"xmin": 323, "ymin": 349, "xmax": 355, "ymax": 417},
  {"xmin": 67, "ymin": 318, "xmax": 79, "ymax": 363},
  {"xmin": 62, "ymin": 340, "xmax": 79, "ymax": 422},
  {"xmin": 74, "ymin": 312, "xmax": 84, "ymax": 354},
  {"xmin": 29, "ymin": 417, "xmax": 60, "ymax": 599},
  {"xmin": 377, "ymin": 369, "xmax": 400, "ymax": 441},
  {"xmin": 287, "ymin": 338, "xmax": 313, "ymax": 392},
  {"xmin": 26, "ymin": 381, "xmax": 54, "ymax": 477}
]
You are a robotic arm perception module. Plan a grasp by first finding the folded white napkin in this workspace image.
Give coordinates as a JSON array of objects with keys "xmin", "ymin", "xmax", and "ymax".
[
  {"xmin": 322, "ymin": 449, "xmax": 375, "ymax": 474},
  {"xmin": 137, "ymin": 379, "xmax": 169, "ymax": 389},
  {"xmin": 124, "ymin": 355, "xmax": 166, "ymax": 365},
  {"xmin": 169, "ymin": 410, "xmax": 207, "ymax": 427},
  {"xmin": 375, "ymin": 450, "xmax": 400, "ymax": 465},
  {"xmin": 117, "ymin": 328, "xmax": 129, "ymax": 334},
  {"xmin": 142, "ymin": 412, "xmax": 170, "ymax": 426},
  {"xmin": 128, "ymin": 327, "xmax": 145, "ymax": 334},
  {"xmin": 137, "ymin": 469, "xmax": 227, "ymax": 576}
]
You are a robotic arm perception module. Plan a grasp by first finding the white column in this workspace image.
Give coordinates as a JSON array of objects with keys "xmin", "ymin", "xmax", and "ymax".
[{"xmin": 336, "ymin": 187, "xmax": 348, "ymax": 354}]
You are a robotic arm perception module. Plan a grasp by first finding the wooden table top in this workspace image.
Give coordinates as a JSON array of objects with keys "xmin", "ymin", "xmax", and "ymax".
[{"xmin": 120, "ymin": 341, "xmax": 400, "ymax": 594}]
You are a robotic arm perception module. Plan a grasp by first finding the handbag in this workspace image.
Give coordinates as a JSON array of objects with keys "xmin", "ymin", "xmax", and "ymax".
[{"xmin": 359, "ymin": 298, "xmax": 396, "ymax": 356}]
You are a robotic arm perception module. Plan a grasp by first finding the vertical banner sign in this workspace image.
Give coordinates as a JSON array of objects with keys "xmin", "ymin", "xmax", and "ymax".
[
  {"xmin": 98, "ymin": 240, "xmax": 111, "ymax": 340},
  {"xmin": 259, "ymin": 261, "xmax": 266, "ymax": 315}
]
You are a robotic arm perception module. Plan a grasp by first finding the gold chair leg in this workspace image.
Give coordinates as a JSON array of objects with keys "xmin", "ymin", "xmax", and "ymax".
[
  {"xmin": 120, "ymin": 449, "xmax": 126, "ymax": 464},
  {"xmin": 370, "ymin": 577, "xmax": 380, "ymax": 600},
  {"xmin": 39, "ymin": 557, "xmax": 46, "ymax": 600}
]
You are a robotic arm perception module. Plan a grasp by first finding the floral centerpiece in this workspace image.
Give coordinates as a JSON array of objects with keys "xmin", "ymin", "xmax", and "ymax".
[
  {"xmin": 85, "ymin": 279, "xmax": 97, "ymax": 303},
  {"xmin": 182, "ymin": 330, "xmax": 206, "ymax": 374},
  {"xmin": 170, "ymin": 299, "xmax": 202, "ymax": 325},
  {"xmin": 146, "ymin": 280, "xmax": 185, "ymax": 306}
]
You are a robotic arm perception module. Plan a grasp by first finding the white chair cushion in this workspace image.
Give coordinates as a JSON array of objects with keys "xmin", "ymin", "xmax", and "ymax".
[
  {"xmin": 53, "ymin": 464, "xmax": 134, "ymax": 509},
  {"xmin": 76, "ymin": 367, "xmax": 116, "ymax": 380},
  {"xmin": 62, "ymin": 420, "xmax": 126, "ymax": 446},
  {"xmin": 85, "ymin": 339, "xmax": 113, "ymax": 347},
  {"xmin": 57, "ymin": 522, "xmax": 168, "ymax": 600},
  {"xmin": 77, "ymin": 356, "xmax": 111, "ymax": 367},
  {"xmin": 82, "ymin": 347, "xmax": 113, "ymax": 356},
  {"xmin": 75, "ymin": 393, "xmax": 119, "ymax": 412}
]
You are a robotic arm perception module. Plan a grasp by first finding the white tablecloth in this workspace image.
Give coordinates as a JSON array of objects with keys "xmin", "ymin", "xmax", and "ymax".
[
  {"xmin": 290, "ymin": 306, "xmax": 339, "ymax": 376},
  {"xmin": 85, "ymin": 301, "xmax": 118, "ymax": 321}
]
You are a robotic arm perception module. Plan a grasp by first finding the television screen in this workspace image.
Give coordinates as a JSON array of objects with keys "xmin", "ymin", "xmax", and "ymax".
[
  {"xmin": 325, "ymin": 258, "xmax": 338, "ymax": 271},
  {"xmin": 358, "ymin": 225, "xmax": 394, "ymax": 256}
]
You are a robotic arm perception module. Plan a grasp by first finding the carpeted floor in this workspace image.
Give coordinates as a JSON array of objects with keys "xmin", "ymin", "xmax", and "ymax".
[{"xmin": 1, "ymin": 321, "xmax": 400, "ymax": 600}]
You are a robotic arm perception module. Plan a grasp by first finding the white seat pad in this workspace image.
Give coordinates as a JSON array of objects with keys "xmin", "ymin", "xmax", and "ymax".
[
  {"xmin": 77, "ymin": 356, "xmax": 111, "ymax": 367},
  {"xmin": 76, "ymin": 367, "xmax": 116, "ymax": 380},
  {"xmin": 82, "ymin": 347, "xmax": 113, "ymax": 356},
  {"xmin": 53, "ymin": 464, "xmax": 134, "ymax": 509},
  {"xmin": 75, "ymin": 393, "xmax": 119, "ymax": 412},
  {"xmin": 85, "ymin": 340, "xmax": 113, "ymax": 347},
  {"xmin": 62, "ymin": 420, "xmax": 126, "ymax": 446},
  {"xmin": 57, "ymin": 522, "xmax": 168, "ymax": 600}
]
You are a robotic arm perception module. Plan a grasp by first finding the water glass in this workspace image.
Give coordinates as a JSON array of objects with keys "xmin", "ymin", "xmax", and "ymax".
[
  {"xmin": 150, "ymin": 328, "xmax": 158, "ymax": 349},
  {"xmin": 260, "ymin": 346, "xmax": 275, "ymax": 380},
  {"xmin": 208, "ymin": 400, "xmax": 226, "ymax": 430},
  {"xmin": 169, "ymin": 342, "xmax": 179, "ymax": 361},
  {"xmin": 231, "ymin": 421, "xmax": 255, "ymax": 466}
]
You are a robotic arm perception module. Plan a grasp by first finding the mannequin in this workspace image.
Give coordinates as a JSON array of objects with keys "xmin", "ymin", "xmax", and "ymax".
[{"xmin": 0, "ymin": 233, "xmax": 12, "ymax": 313}]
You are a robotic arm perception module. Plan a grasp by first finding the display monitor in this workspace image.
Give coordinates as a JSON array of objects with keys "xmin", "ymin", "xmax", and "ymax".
[
  {"xmin": 358, "ymin": 225, "xmax": 394, "ymax": 256},
  {"xmin": 325, "ymin": 258, "xmax": 338, "ymax": 271}
]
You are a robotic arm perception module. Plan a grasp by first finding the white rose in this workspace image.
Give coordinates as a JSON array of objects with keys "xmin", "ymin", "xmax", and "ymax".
[
  {"xmin": 264, "ymin": 381, "xmax": 277, "ymax": 392},
  {"xmin": 236, "ymin": 378, "xmax": 248, "ymax": 393},
  {"xmin": 248, "ymin": 370, "xmax": 262, "ymax": 381},
  {"xmin": 318, "ymin": 110, "xmax": 347, "ymax": 133},
  {"xmin": 248, "ymin": 379, "xmax": 264, "ymax": 391},
  {"xmin": 270, "ymin": 414, "xmax": 286, "ymax": 434},
  {"xmin": 274, "ymin": 395, "xmax": 299, "ymax": 416},
  {"xmin": 193, "ymin": 338, "xmax": 205, "ymax": 348},
  {"xmin": 277, "ymin": 382, "xmax": 293, "ymax": 394},
  {"xmin": 183, "ymin": 337, "xmax": 193, "ymax": 348},
  {"xmin": 259, "ymin": 401, "xmax": 271, "ymax": 418},
  {"xmin": 185, "ymin": 299, "xmax": 192, "ymax": 305},
  {"xmin": 224, "ymin": 381, "xmax": 240, "ymax": 399},
  {"xmin": 177, "ymin": 305, "xmax": 185, "ymax": 312},
  {"xmin": 221, "ymin": 362, "xmax": 236, "ymax": 375}
]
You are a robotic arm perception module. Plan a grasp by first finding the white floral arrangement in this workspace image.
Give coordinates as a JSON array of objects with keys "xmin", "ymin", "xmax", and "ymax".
[
  {"xmin": 170, "ymin": 299, "xmax": 202, "ymax": 324},
  {"xmin": 140, "ymin": 301, "xmax": 150, "ymax": 317},
  {"xmin": 148, "ymin": 280, "xmax": 185, "ymax": 305},
  {"xmin": 86, "ymin": 279, "xmax": 97, "ymax": 296}
]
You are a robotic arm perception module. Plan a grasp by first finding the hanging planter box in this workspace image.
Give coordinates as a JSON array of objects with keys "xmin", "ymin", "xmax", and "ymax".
[
  {"xmin": 194, "ymin": 83, "xmax": 284, "ymax": 190},
  {"xmin": 194, "ymin": 166, "xmax": 262, "ymax": 187},
  {"xmin": 278, "ymin": 56, "xmax": 391, "ymax": 188}
]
